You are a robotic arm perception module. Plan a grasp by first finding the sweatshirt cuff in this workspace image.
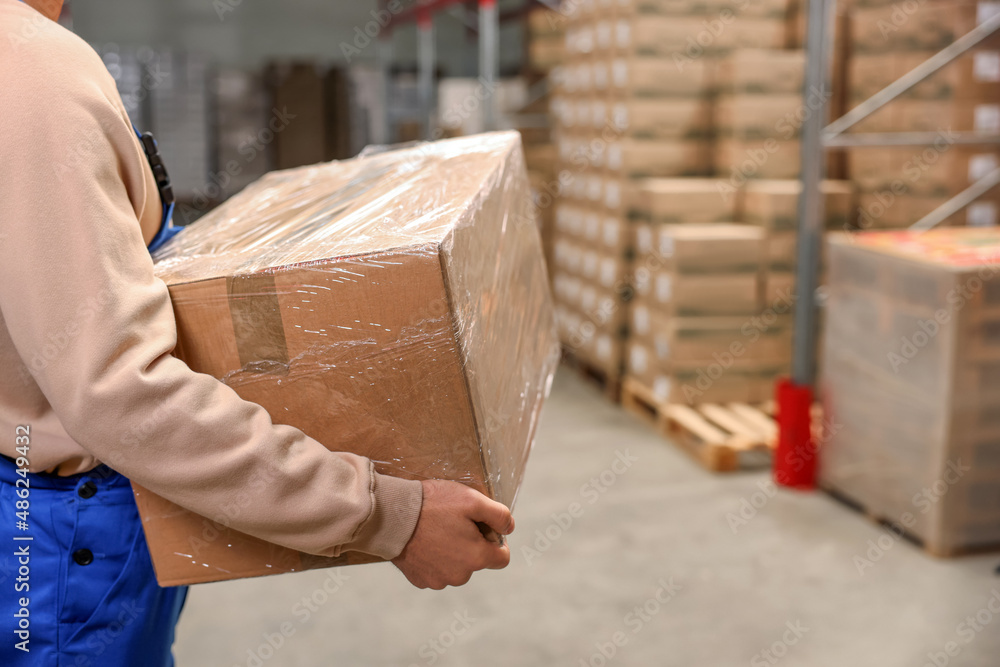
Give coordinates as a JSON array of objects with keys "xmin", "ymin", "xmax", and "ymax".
[{"xmin": 347, "ymin": 471, "xmax": 423, "ymax": 560}]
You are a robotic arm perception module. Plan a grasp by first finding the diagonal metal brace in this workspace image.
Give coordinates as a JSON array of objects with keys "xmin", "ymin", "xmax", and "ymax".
[
  {"xmin": 823, "ymin": 12, "xmax": 1000, "ymax": 141},
  {"xmin": 910, "ymin": 167, "xmax": 1000, "ymax": 231}
]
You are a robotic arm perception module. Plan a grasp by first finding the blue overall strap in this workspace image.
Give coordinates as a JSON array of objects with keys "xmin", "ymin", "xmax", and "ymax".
[{"xmin": 132, "ymin": 124, "xmax": 180, "ymax": 253}]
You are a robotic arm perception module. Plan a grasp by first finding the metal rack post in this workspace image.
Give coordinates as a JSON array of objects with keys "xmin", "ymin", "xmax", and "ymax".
[
  {"xmin": 479, "ymin": 0, "xmax": 499, "ymax": 131},
  {"xmin": 417, "ymin": 8, "xmax": 436, "ymax": 138}
]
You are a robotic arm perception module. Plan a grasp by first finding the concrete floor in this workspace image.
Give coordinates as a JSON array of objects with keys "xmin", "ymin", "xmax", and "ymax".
[{"xmin": 175, "ymin": 369, "xmax": 1000, "ymax": 667}]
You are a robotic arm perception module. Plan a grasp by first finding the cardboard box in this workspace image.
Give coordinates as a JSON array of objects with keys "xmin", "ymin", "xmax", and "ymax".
[
  {"xmin": 600, "ymin": 214, "xmax": 635, "ymax": 256},
  {"xmin": 847, "ymin": 147, "xmax": 1000, "ymax": 198},
  {"xmin": 636, "ymin": 178, "xmax": 740, "ymax": 223},
  {"xmin": 743, "ymin": 179, "xmax": 855, "ymax": 231},
  {"xmin": 629, "ymin": 305, "xmax": 793, "ymax": 362},
  {"xmin": 849, "ymin": 50, "xmax": 1000, "ymax": 104},
  {"xmin": 626, "ymin": 340, "xmax": 784, "ymax": 404},
  {"xmin": 765, "ymin": 232, "xmax": 798, "ymax": 269},
  {"xmin": 717, "ymin": 49, "xmax": 806, "ymax": 94},
  {"xmin": 138, "ymin": 132, "xmax": 559, "ymax": 585},
  {"xmin": 530, "ymin": 37, "xmax": 567, "ymax": 71},
  {"xmin": 821, "ymin": 229, "xmax": 1000, "ymax": 554},
  {"xmin": 715, "ymin": 138, "xmax": 802, "ymax": 179},
  {"xmin": 849, "ymin": 1, "xmax": 1000, "ymax": 54},
  {"xmin": 607, "ymin": 139, "xmax": 712, "ymax": 177},
  {"xmin": 528, "ymin": 7, "xmax": 565, "ymax": 37},
  {"xmin": 763, "ymin": 270, "xmax": 796, "ymax": 306},
  {"xmin": 608, "ymin": 54, "xmax": 715, "ymax": 97},
  {"xmin": 715, "ymin": 93, "xmax": 805, "ymax": 140},
  {"xmin": 634, "ymin": 222, "xmax": 764, "ymax": 272},
  {"xmin": 611, "ymin": 98, "xmax": 714, "ymax": 140},
  {"xmin": 621, "ymin": 15, "xmax": 788, "ymax": 56},
  {"xmin": 634, "ymin": 268, "xmax": 761, "ymax": 315}
]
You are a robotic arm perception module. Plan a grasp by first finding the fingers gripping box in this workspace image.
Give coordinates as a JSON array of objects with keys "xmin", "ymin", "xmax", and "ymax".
[{"xmin": 134, "ymin": 132, "xmax": 560, "ymax": 585}]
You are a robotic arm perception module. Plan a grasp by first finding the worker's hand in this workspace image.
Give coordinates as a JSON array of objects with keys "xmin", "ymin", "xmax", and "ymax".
[{"xmin": 391, "ymin": 480, "xmax": 514, "ymax": 590}]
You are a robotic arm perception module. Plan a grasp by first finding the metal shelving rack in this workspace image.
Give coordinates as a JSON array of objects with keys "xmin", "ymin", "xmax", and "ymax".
[
  {"xmin": 781, "ymin": 1, "xmax": 1000, "ymax": 486},
  {"xmin": 376, "ymin": 0, "xmax": 547, "ymax": 141}
]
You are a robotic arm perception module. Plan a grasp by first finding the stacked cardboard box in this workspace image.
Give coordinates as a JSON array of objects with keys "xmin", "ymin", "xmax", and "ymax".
[
  {"xmin": 714, "ymin": 49, "xmax": 808, "ymax": 181},
  {"xmin": 846, "ymin": 0, "xmax": 1000, "ymax": 228},
  {"xmin": 549, "ymin": 0, "xmax": 727, "ymax": 382},
  {"xmin": 743, "ymin": 179, "xmax": 855, "ymax": 302},
  {"xmin": 821, "ymin": 229, "xmax": 1000, "ymax": 555},
  {"xmin": 528, "ymin": 6, "xmax": 566, "ymax": 72},
  {"xmin": 524, "ymin": 6, "xmax": 567, "ymax": 270},
  {"xmin": 626, "ymin": 214, "xmax": 793, "ymax": 404}
]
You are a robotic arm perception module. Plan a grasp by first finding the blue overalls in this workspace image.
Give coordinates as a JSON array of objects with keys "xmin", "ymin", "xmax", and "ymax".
[{"xmin": 0, "ymin": 127, "xmax": 187, "ymax": 666}]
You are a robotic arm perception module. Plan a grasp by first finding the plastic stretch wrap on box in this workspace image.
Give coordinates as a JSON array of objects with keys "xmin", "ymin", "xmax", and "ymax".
[
  {"xmin": 821, "ymin": 230, "xmax": 1000, "ymax": 555},
  {"xmin": 136, "ymin": 131, "xmax": 559, "ymax": 585}
]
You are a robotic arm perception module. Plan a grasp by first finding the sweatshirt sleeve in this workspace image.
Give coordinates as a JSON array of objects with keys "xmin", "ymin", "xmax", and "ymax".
[{"xmin": 0, "ymin": 29, "xmax": 422, "ymax": 560}]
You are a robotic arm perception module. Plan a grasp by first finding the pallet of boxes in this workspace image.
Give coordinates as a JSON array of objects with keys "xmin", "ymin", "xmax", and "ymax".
[
  {"xmin": 549, "ymin": 0, "xmax": 728, "ymax": 399},
  {"xmin": 621, "ymin": 180, "xmax": 793, "ymax": 471},
  {"xmin": 821, "ymin": 229, "xmax": 1000, "ymax": 557},
  {"xmin": 524, "ymin": 5, "xmax": 566, "ymax": 270},
  {"xmin": 845, "ymin": 0, "xmax": 1000, "ymax": 230},
  {"xmin": 619, "ymin": 178, "xmax": 853, "ymax": 471}
]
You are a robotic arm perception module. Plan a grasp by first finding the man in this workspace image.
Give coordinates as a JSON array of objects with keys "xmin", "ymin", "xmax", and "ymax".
[{"xmin": 0, "ymin": 1, "xmax": 514, "ymax": 664}]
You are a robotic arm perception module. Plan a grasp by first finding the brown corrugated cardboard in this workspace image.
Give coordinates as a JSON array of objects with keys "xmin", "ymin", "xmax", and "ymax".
[
  {"xmin": 717, "ymin": 49, "xmax": 806, "ymax": 94},
  {"xmin": 634, "ymin": 222, "xmax": 765, "ymax": 272},
  {"xmin": 626, "ymin": 339, "xmax": 784, "ymax": 404},
  {"xmin": 821, "ymin": 229, "xmax": 1000, "ymax": 554},
  {"xmin": 849, "ymin": 50, "xmax": 1000, "ymax": 104},
  {"xmin": 608, "ymin": 53, "xmax": 715, "ymax": 98},
  {"xmin": 628, "ymin": 304, "xmax": 793, "ymax": 363},
  {"xmin": 715, "ymin": 138, "xmax": 802, "ymax": 180},
  {"xmin": 634, "ymin": 268, "xmax": 761, "ymax": 315},
  {"xmin": 636, "ymin": 178, "xmax": 740, "ymax": 223},
  {"xmin": 849, "ymin": 1, "xmax": 1000, "ymax": 54},
  {"xmin": 715, "ymin": 93, "xmax": 806, "ymax": 140},
  {"xmin": 606, "ymin": 139, "xmax": 712, "ymax": 177},
  {"xmin": 610, "ymin": 98, "xmax": 714, "ymax": 140},
  {"xmin": 139, "ymin": 132, "xmax": 559, "ymax": 586},
  {"xmin": 743, "ymin": 179, "xmax": 855, "ymax": 231}
]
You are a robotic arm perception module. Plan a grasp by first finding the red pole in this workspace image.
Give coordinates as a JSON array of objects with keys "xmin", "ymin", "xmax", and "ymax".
[{"xmin": 773, "ymin": 378, "xmax": 817, "ymax": 489}]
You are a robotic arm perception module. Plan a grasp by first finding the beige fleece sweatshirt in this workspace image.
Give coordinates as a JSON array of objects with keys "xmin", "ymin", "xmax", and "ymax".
[{"xmin": 0, "ymin": 0, "xmax": 423, "ymax": 561}]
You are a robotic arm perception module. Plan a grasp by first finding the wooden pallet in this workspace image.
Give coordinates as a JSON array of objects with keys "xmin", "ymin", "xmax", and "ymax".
[
  {"xmin": 823, "ymin": 485, "xmax": 1000, "ymax": 559},
  {"xmin": 561, "ymin": 350, "xmax": 622, "ymax": 403},
  {"xmin": 621, "ymin": 377, "xmax": 777, "ymax": 472}
]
